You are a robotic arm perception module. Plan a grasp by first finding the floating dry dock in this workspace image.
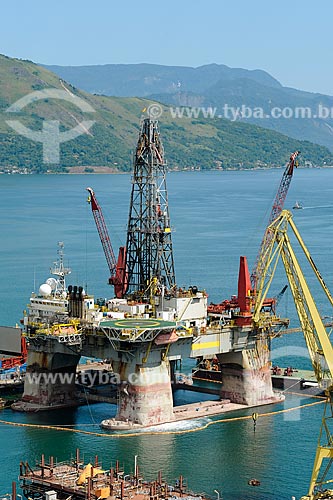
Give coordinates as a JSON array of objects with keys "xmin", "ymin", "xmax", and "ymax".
[{"xmin": 19, "ymin": 449, "xmax": 207, "ymax": 500}]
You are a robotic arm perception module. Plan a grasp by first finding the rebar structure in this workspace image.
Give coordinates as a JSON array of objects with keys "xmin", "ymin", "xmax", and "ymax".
[{"xmin": 125, "ymin": 118, "xmax": 176, "ymax": 298}]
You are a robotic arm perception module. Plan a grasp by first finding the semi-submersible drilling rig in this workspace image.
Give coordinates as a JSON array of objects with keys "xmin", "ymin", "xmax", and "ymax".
[
  {"xmin": 6, "ymin": 118, "xmax": 333, "ymax": 498},
  {"xmin": 14, "ymin": 118, "xmax": 292, "ymax": 426}
]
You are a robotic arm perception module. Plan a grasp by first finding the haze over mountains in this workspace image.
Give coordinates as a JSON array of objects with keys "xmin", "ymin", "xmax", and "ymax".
[
  {"xmin": 45, "ymin": 63, "xmax": 282, "ymax": 97},
  {"xmin": 0, "ymin": 53, "xmax": 332, "ymax": 173},
  {"xmin": 45, "ymin": 63, "xmax": 333, "ymax": 152}
]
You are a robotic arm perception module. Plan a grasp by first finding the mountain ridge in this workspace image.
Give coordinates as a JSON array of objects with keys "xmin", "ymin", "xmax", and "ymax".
[
  {"xmin": 44, "ymin": 62, "xmax": 282, "ymax": 96},
  {"xmin": 44, "ymin": 61, "xmax": 333, "ymax": 151},
  {"xmin": 0, "ymin": 54, "xmax": 332, "ymax": 173}
]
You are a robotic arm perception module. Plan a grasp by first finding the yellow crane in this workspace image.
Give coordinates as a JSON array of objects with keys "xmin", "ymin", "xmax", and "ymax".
[{"xmin": 252, "ymin": 209, "xmax": 333, "ymax": 500}]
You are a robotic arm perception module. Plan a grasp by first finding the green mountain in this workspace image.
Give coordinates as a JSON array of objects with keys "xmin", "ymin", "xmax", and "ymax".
[
  {"xmin": 0, "ymin": 54, "xmax": 332, "ymax": 173},
  {"xmin": 45, "ymin": 62, "xmax": 333, "ymax": 152}
]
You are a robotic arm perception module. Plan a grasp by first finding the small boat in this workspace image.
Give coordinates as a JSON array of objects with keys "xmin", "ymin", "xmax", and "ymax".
[
  {"xmin": 293, "ymin": 201, "xmax": 303, "ymax": 210},
  {"xmin": 248, "ymin": 478, "xmax": 261, "ymax": 487}
]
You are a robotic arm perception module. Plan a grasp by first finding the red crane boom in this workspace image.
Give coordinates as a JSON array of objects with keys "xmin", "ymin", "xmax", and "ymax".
[
  {"xmin": 86, "ymin": 187, "xmax": 127, "ymax": 298},
  {"xmin": 87, "ymin": 187, "xmax": 116, "ymax": 275}
]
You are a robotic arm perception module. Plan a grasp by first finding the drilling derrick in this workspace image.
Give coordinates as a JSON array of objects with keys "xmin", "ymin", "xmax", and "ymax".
[{"xmin": 125, "ymin": 118, "xmax": 176, "ymax": 298}]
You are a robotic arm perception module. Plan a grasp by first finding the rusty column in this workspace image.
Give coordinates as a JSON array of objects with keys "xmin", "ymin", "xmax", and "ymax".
[
  {"xmin": 41, "ymin": 454, "xmax": 45, "ymax": 478},
  {"xmin": 11, "ymin": 482, "xmax": 16, "ymax": 500},
  {"xmin": 76, "ymin": 448, "xmax": 80, "ymax": 469},
  {"xmin": 50, "ymin": 455, "xmax": 54, "ymax": 477},
  {"xmin": 87, "ymin": 477, "xmax": 92, "ymax": 500},
  {"xmin": 179, "ymin": 475, "xmax": 183, "ymax": 497},
  {"xmin": 109, "ymin": 467, "xmax": 114, "ymax": 493}
]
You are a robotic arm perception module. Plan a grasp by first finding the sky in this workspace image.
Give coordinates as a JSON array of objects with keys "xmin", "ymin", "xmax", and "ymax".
[{"xmin": 1, "ymin": 0, "xmax": 333, "ymax": 95}]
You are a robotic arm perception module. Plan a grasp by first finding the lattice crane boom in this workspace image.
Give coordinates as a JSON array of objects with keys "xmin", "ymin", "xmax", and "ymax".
[
  {"xmin": 86, "ymin": 187, "xmax": 126, "ymax": 298},
  {"xmin": 269, "ymin": 150, "xmax": 300, "ymax": 224},
  {"xmin": 251, "ymin": 151, "xmax": 300, "ymax": 290},
  {"xmin": 87, "ymin": 187, "xmax": 117, "ymax": 275}
]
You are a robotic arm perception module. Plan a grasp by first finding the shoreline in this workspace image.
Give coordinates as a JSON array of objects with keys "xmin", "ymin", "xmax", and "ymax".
[{"xmin": 1, "ymin": 165, "xmax": 332, "ymax": 175}]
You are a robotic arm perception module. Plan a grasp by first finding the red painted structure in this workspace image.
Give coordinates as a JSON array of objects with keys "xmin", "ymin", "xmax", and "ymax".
[
  {"xmin": 208, "ymin": 256, "xmax": 275, "ymax": 319},
  {"xmin": 86, "ymin": 187, "xmax": 127, "ymax": 298},
  {"xmin": 0, "ymin": 337, "xmax": 27, "ymax": 370},
  {"xmin": 237, "ymin": 256, "xmax": 251, "ymax": 313}
]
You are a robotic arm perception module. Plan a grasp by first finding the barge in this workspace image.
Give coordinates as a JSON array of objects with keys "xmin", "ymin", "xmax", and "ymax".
[{"xmin": 19, "ymin": 449, "xmax": 208, "ymax": 500}]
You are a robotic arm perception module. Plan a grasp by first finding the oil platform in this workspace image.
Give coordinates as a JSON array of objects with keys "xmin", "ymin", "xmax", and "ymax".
[{"xmin": 10, "ymin": 118, "xmax": 292, "ymax": 427}]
